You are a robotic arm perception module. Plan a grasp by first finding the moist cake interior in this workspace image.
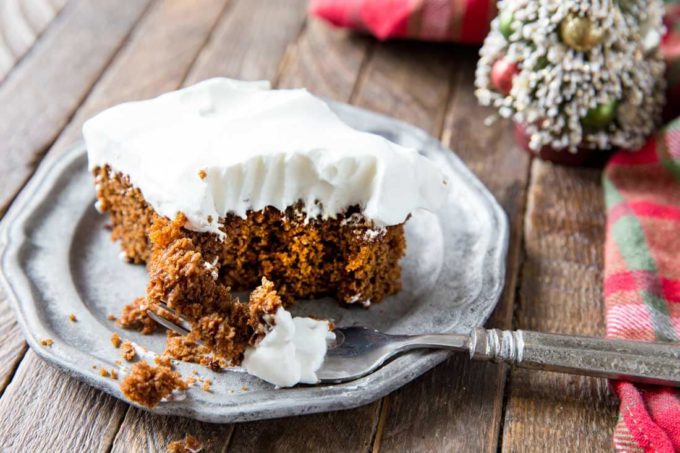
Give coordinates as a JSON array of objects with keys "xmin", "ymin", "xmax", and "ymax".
[{"xmin": 96, "ymin": 166, "xmax": 406, "ymax": 307}]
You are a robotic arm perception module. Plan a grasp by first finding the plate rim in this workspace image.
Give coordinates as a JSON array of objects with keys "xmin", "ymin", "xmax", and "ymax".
[{"xmin": 0, "ymin": 101, "xmax": 508, "ymax": 423}]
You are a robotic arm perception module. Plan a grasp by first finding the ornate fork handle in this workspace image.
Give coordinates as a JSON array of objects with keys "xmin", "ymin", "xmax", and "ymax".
[{"xmin": 469, "ymin": 329, "xmax": 680, "ymax": 387}]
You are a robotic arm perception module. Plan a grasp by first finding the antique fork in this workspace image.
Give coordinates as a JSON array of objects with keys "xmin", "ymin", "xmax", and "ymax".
[{"xmin": 148, "ymin": 304, "xmax": 680, "ymax": 386}]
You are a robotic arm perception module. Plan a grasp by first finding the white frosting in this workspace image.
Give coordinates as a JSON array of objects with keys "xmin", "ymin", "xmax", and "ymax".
[
  {"xmin": 84, "ymin": 78, "xmax": 448, "ymax": 233},
  {"xmin": 242, "ymin": 307, "xmax": 334, "ymax": 387}
]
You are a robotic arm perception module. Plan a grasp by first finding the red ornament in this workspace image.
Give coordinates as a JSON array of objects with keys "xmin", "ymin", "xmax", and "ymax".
[{"xmin": 491, "ymin": 58, "xmax": 518, "ymax": 95}]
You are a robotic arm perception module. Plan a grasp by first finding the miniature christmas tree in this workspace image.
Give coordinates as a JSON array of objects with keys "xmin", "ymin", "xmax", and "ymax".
[{"xmin": 475, "ymin": 0, "xmax": 666, "ymax": 154}]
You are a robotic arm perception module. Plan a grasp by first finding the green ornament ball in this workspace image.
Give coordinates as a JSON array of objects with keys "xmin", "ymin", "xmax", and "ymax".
[
  {"xmin": 582, "ymin": 100, "xmax": 618, "ymax": 129},
  {"xmin": 499, "ymin": 11, "xmax": 514, "ymax": 40},
  {"xmin": 534, "ymin": 56, "xmax": 549, "ymax": 70}
]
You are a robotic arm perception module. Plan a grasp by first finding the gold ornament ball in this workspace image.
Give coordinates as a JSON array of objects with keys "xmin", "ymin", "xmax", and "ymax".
[{"xmin": 559, "ymin": 13, "xmax": 605, "ymax": 51}]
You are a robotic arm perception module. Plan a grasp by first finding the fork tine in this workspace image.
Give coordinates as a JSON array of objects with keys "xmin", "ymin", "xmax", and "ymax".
[
  {"xmin": 147, "ymin": 309, "xmax": 191, "ymax": 336},
  {"xmin": 156, "ymin": 301, "xmax": 191, "ymax": 322}
]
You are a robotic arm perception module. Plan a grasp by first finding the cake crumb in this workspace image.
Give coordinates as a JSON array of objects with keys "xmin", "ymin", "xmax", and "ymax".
[
  {"xmin": 121, "ymin": 340, "xmax": 136, "ymax": 361},
  {"xmin": 115, "ymin": 360, "xmax": 122, "ymax": 366},
  {"xmin": 120, "ymin": 361, "xmax": 188, "ymax": 408},
  {"xmin": 69, "ymin": 313, "xmax": 77, "ymax": 322},
  {"xmin": 111, "ymin": 332, "xmax": 122, "ymax": 348},
  {"xmin": 119, "ymin": 297, "xmax": 157, "ymax": 334},
  {"xmin": 110, "ymin": 369, "xmax": 119, "ymax": 380},
  {"xmin": 241, "ymin": 385, "xmax": 248, "ymax": 392},
  {"xmin": 107, "ymin": 314, "xmax": 117, "ymax": 321},
  {"xmin": 40, "ymin": 338, "xmax": 53, "ymax": 347},
  {"xmin": 185, "ymin": 376, "xmax": 196, "ymax": 386},
  {"xmin": 202, "ymin": 379, "xmax": 212, "ymax": 392},
  {"xmin": 197, "ymin": 169, "xmax": 207, "ymax": 180},
  {"xmin": 100, "ymin": 368, "xmax": 110, "ymax": 378},
  {"xmin": 167, "ymin": 434, "xmax": 203, "ymax": 453},
  {"xmin": 154, "ymin": 355, "xmax": 173, "ymax": 368}
]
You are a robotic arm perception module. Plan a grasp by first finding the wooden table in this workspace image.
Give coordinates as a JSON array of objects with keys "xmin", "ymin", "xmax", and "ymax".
[{"xmin": 0, "ymin": 1, "xmax": 619, "ymax": 451}]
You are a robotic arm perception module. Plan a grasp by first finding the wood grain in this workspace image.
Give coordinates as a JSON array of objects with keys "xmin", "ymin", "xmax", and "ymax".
[
  {"xmin": 501, "ymin": 161, "xmax": 618, "ymax": 452},
  {"xmin": 0, "ymin": 0, "xmax": 152, "ymax": 215},
  {"xmin": 352, "ymin": 41, "xmax": 454, "ymax": 132},
  {"xmin": 0, "ymin": 0, "xmax": 67, "ymax": 81},
  {"xmin": 0, "ymin": 288, "xmax": 27, "ymax": 394},
  {"xmin": 0, "ymin": 351, "xmax": 128, "ymax": 452},
  {"xmin": 229, "ymin": 403, "xmax": 383, "ymax": 453},
  {"xmin": 0, "ymin": 0, "xmax": 233, "ymax": 450},
  {"xmin": 47, "ymin": 0, "xmax": 232, "ymax": 154},
  {"xmin": 185, "ymin": 0, "xmax": 308, "ymax": 84},
  {"xmin": 111, "ymin": 408, "xmax": 232, "ymax": 453},
  {"xmin": 370, "ymin": 48, "xmax": 531, "ymax": 453},
  {"xmin": 277, "ymin": 19, "xmax": 372, "ymax": 98}
]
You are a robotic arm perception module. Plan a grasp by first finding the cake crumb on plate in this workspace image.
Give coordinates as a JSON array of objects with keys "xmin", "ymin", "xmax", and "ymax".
[
  {"xmin": 111, "ymin": 332, "xmax": 122, "ymax": 348},
  {"xmin": 118, "ymin": 297, "xmax": 156, "ymax": 334},
  {"xmin": 69, "ymin": 313, "xmax": 77, "ymax": 322},
  {"xmin": 121, "ymin": 340, "xmax": 136, "ymax": 361},
  {"xmin": 120, "ymin": 361, "xmax": 188, "ymax": 408},
  {"xmin": 40, "ymin": 338, "xmax": 53, "ymax": 347},
  {"xmin": 154, "ymin": 354, "xmax": 172, "ymax": 368}
]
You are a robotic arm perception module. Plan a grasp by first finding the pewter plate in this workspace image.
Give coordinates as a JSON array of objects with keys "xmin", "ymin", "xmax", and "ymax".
[{"xmin": 0, "ymin": 101, "xmax": 508, "ymax": 423}]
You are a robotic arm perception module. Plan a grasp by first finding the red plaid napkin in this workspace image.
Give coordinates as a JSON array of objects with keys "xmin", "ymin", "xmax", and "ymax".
[
  {"xmin": 309, "ymin": 0, "xmax": 495, "ymax": 44},
  {"xmin": 604, "ymin": 121, "xmax": 680, "ymax": 452},
  {"xmin": 310, "ymin": 2, "xmax": 680, "ymax": 451},
  {"xmin": 604, "ymin": 5, "xmax": 680, "ymax": 452}
]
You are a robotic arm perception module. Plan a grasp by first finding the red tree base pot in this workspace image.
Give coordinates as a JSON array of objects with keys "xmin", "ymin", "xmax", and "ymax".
[{"xmin": 514, "ymin": 122, "xmax": 611, "ymax": 167}]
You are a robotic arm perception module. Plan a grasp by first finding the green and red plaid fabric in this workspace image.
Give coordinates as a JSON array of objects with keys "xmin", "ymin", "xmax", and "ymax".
[
  {"xmin": 604, "ymin": 4, "xmax": 680, "ymax": 452},
  {"xmin": 604, "ymin": 119, "xmax": 680, "ymax": 453}
]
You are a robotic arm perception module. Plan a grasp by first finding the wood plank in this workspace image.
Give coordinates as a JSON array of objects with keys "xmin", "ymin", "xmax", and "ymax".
[
  {"xmin": 0, "ymin": 0, "xmax": 65, "ymax": 69},
  {"xmin": 19, "ymin": 0, "xmax": 64, "ymax": 33},
  {"xmin": 0, "ymin": 0, "xmax": 152, "ymax": 215},
  {"xmin": 276, "ymin": 19, "xmax": 371, "ymax": 98},
  {"xmin": 501, "ymin": 161, "xmax": 618, "ymax": 452},
  {"xmin": 111, "ymin": 408, "xmax": 232, "ymax": 453},
  {"xmin": 372, "ymin": 48, "xmax": 530, "ymax": 453},
  {"xmin": 229, "ymin": 403, "xmax": 382, "ymax": 453},
  {"xmin": 0, "ymin": 288, "xmax": 27, "ymax": 394},
  {"xmin": 185, "ymin": 0, "xmax": 308, "ymax": 84},
  {"xmin": 351, "ymin": 41, "xmax": 454, "ymax": 132},
  {"xmin": 0, "ymin": 351, "xmax": 128, "ymax": 452},
  {"xmin": 0, "ymin": 0, "xmax": 234, "ymax": 450},
  {"xmin": 47, "ymin": 0, "xmax": 232, "ymax": 153}
]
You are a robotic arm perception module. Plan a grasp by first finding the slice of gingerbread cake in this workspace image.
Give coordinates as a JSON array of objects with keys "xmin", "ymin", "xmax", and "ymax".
[{"xmin": 83, "ymin": 78, "xmax": 449, "ymax": 388}]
